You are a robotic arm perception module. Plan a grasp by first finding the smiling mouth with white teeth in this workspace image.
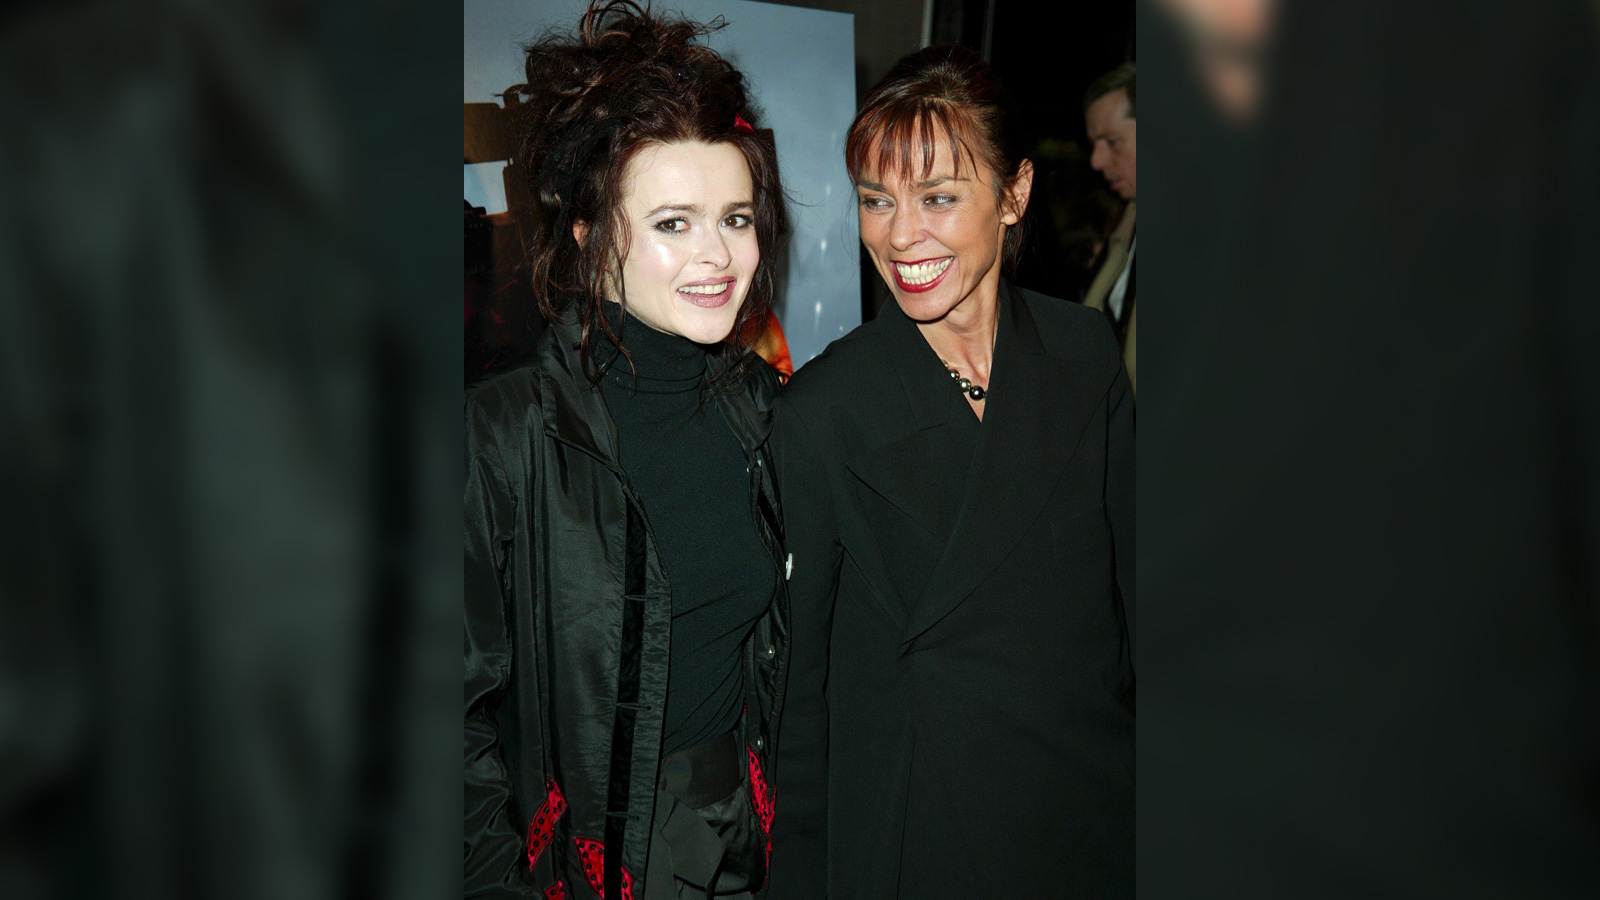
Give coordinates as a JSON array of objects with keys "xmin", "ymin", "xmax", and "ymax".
[
  {"xmin": 677, "ymin": 278, "xmax": 736, "ymax": 308},
  {"xmin": 892, "ymin": 257, "xmax": 954, "ymax": 292}
]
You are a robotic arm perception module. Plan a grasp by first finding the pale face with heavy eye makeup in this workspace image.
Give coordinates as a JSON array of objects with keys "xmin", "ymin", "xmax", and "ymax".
[
  {"xmin": 855, "ymin": 138, "xmax": 1031, "ymax": 324},
  {"xmin": 607, "ymin": 140, "xmax": 759, "ymax": 345}
]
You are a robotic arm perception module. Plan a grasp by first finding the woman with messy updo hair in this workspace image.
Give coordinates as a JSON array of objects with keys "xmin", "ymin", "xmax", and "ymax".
[
  {"xmin": 507, "ymin": 0, "xmax": 788, "ymax": 383},
  {"xmin": 465, "ymin": 3, "xmax": 792, "ymax": 898}
]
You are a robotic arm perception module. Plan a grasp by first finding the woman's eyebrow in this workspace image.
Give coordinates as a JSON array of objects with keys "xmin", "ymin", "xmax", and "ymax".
[
  {"xmin": 643, "ymin": 200, "xmax": 754, "ymax": 218},
  {"xmin": 855, "ymin": 176, "xmax": 969, "ymax": 192},
  {"xmin": 644, "ymin": 202, "xmax": 700, "ymax": 217}
]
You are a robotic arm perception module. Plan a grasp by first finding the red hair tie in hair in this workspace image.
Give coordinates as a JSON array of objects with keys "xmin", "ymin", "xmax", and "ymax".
[{"xmin": 734, "ymin": 114, "xmax": 755, "ymax": 133}]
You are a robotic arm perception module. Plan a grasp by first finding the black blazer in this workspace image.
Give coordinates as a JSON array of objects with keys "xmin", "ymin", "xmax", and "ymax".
[{"xmin": 768, "ymin": 283, "xmax": 1134, "ymax": 899}]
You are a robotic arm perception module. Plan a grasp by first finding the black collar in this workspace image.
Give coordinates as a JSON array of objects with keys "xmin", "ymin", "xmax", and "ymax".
[
  {"xmin": 537, "ymin": 312, "xmax": 773, "ymax": 466},
  {"xmin": 838, "ymin": 283, "xmax": 1112, "ymax": 653},
  {"xmin": 874, "ymin": 280, "xmax": 1046, "ymax": 430}
]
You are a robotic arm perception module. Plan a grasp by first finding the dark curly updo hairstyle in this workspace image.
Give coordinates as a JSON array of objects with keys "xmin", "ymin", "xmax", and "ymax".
[
  {"xmin": 846, "ymin": 45, "xmax": 1030, "ymax": 274},
  {"xmin": 505, "ymin": 0, "xmax": 789, "ymax": 379}
]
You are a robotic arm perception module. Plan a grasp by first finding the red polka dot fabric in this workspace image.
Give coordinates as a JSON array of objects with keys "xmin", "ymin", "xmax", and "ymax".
[
  {"xmin": 572, "ymin": 836, "xmax": 634, "ymax": 900},
  {"xmin": 543, "ymin": 879, "xmax": 567, "ymax": 900},
  {"xmin": 747, "ymin": 745, "xmax": 775, "ymax": 872},
  {"xmin": 526, "ymin": 779, "xmax": 569, "ymax": 870}
]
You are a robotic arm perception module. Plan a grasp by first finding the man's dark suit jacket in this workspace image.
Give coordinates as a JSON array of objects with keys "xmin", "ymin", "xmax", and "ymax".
[{"xmin": 768, "ymin": 283, "xmax": 1135, "ymax": 898}]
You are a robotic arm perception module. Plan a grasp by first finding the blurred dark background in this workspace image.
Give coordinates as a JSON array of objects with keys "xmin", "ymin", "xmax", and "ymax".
[
  {"xmin": 0, "ymin": 1, "xmax": 460, "ymax": 898},
  {"xmin": 988, "ymin": 0, "xmax": 1133, "ymax": 306},
  {"xmin": 1141, "ymin": 0, "xmax": 1600, "ymax": 896}
]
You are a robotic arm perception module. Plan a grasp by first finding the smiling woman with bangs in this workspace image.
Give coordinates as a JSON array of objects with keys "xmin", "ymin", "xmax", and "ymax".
[{"xmin": 767, "ymin": 45, "xmax": 1135, "ymax": 900}]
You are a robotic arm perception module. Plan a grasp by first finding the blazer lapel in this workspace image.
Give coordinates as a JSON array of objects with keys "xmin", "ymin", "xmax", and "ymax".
[
  {"xmin": 898, "ymin": 285, "xmax": 1109, "ymax": 652},
  {"xmin": 845, "ymin": 433, "xmax": 949, "ymax": 547},
  {"xmin": 835, "ymin": 301, "xmax": 955, "ymax": 623},
  {"xmin": 851, "ymin": 299, "xmax": 960, "ymax": 538}
]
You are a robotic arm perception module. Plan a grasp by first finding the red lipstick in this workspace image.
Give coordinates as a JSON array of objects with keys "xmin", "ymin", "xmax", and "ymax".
[{"xmin": 891, "ymin": 257, "xmax": 953, "ymax": 294}]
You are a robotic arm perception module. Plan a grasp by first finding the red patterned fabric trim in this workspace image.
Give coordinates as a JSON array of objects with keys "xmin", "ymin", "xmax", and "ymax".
[
  {"xmin": 747, "ymin": 744, "xmax": 775, "ymax": 876},
  {"xmin": 746, "ymin": 745, "xmax": 775, "ymax": 834},
  {"xmin": 573, "ymin": 836, "xmax": 635, "ymax": 900},
  {"xmin": 544, "ymin": 880, "xmax": 567, "ymax": 900},
  {"xmin": 527, "ymin": 779, "xmax": 569, "ymax": 870}
]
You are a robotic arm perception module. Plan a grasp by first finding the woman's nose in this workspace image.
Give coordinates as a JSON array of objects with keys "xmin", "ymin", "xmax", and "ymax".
[
  {"xmin": 697, "ymin": 224, "xmax": 732, "ymax": 267},
  {"xmin": 888, "ymin": 207, "xmax": 923, "ymax": 251}
]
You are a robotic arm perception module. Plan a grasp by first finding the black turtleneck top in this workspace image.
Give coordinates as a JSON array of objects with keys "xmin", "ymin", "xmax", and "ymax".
[{"xmin": 599, "ymin": 308, "xmax": 775, "ymax": 757}]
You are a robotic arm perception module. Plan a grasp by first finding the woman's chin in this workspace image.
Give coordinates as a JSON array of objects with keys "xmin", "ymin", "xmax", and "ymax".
[
  {"xmin": 892, "ymin": 289, "xmax": 959, "ymax": 323},
  {"xmin": 672, "ymin": 310, "xmax": 740, "ymax": 345}
]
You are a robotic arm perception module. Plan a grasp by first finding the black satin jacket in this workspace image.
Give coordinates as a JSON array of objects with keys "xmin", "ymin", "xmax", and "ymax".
[{"xmin": 464, "ymin": 315, "xmax": 791, "ymax": 899}]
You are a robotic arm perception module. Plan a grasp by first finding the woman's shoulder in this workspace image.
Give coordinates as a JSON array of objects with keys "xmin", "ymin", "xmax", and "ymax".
[
  {"xmin": 1014, "ymin": 286, "xmax": 1122, "ymax": 363},
  {"xmin": 464, "ymin": 362, "xmax": 548, "ymax": 462},
  {"xmin": 744, "ymin": 350, "xmax": 783, "ymax": 406},
  {"xmin": 465, "ymin": 312, "xmax": 573, "ymax": 417},
  {"xmin": 466, "ymin": 361, "xmax": 543, "ymax": 416},
  {"xmin": 779, "ymin": 319, "xmax": 890, "ymax": 413},
  {"xmin": 710, "ymin": 346, "xmax": 782, "ymax": 409}
]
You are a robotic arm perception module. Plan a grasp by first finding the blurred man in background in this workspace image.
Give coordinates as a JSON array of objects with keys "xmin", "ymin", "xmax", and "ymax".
[{"xmin": 1083, "ymin": 62, "xmax": 1137, "ymax": 394}]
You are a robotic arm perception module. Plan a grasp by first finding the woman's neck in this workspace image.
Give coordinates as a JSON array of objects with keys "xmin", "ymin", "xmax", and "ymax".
[
  {"xmin": 600, "ymin": 300, "xmax": 708, "ymax": 385},
  {"xmin": 916, "ymin": 279, "xmax": 1000, "ymax": 384}
]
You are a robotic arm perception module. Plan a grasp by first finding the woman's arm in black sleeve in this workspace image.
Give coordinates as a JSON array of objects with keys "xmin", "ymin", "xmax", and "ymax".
[
  {"xmin": 463, "ymin": 398, "xmax": 544, "ymax": 897},
  {"xmin": 768, "ymin": 397, "xmax": 842, "ymax": 900}
]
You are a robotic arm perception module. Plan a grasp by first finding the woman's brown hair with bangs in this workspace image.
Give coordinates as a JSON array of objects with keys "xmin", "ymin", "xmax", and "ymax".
[
  {"xmin": 845, "ymin": 44, "xmax": 1030, "ymax": 273},
  {"xmin": 506, "ymin": 0, "xmax": 790, "ymax": 380}
]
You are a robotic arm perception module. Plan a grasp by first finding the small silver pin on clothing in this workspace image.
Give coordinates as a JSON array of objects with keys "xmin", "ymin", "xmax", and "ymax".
[{"xmin": 785, "ymin": 553, "xmax": 793, "ymax": 580}]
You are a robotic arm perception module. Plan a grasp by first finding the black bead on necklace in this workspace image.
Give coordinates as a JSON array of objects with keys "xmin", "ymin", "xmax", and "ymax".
[{"xmin": 941, "ymin": 359, "xmax": 988, "ymax": 401}]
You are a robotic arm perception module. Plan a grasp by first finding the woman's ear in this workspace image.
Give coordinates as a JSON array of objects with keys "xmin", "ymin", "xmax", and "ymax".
[
  {"xmin": 572, "ymin": 220, "xmax": 588, "ymax": 245},
  {"xmin": 1001, "ymin": 159, "xmax": 1035, "ymax": 226}
]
